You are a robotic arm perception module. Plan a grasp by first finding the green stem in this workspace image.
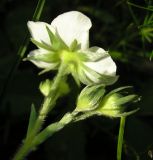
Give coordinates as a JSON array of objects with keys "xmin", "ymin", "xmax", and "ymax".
[
  {"xmin": 32, "ymin": 0, "xmax": 46, "ymax": 21},
  {"xmin": 13, "ymin": 110, "xmax": 96, "ymax": 158},
  {"xmin": 31, "ymin": 111, "xmax": 97, "ymax": 148},
  {"xmin": 127, "ymin": 1, "xmax": 153, "ymax": 12},
  {"xmin": 12, "ymin": 63, "xmax": 66, "ymax": 160},
  {"xmin": 127, "ymin": 2, "xmax": 139, "ymax": 27},
  {"xmin": 117, "ymin": 116, "xmax": 126, "ymax": 160},
  {"xmin": 0, "ymin": 0, "xmax": 45, "ymax": 106},
  {"xmin": 32, "ymin": 113, "xmax": 73, "ymax": 147},
  {"xmin": 29, "ymin": 63, "xmax": 66, "ymax": 136}
]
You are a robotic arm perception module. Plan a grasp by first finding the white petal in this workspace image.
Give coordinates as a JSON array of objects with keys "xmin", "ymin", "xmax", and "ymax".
[
  {"xmin": 30, "ymin": 60, "xmax": 57, "ymax": 69},
  {"xmin": 27, "ymin": 49, "xmax": 58, "ymax": 69},
  {"xmin": 84, "ymin": 70, "xmax": 100, "ymax": 83},
  {"xmin": 27, "ymin": 21, "xmax": 55, "ymax": 45},
  {"xmin": 51, "ymin": 11, "xmax": 92, "ymax": 49},
  {"xmin": 83, "ymin": 47, "xmax": 107, "ymax": 61},
  {"xmin": 84, "ymin": 47, "xmax": 117, "ymax": 76}
]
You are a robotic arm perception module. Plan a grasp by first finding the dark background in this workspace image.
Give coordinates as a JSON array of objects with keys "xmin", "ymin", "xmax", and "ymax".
[{"xmin": 0, "ymin": 0, "xmax": 153, "ymax": 159}]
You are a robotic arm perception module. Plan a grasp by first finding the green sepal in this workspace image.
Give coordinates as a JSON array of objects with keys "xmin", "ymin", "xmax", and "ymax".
[
  {"xmin": 26, "ymin": 104, "xmax": 37, "ymax": 138},
  {"xmin": 112, "ymin": 108, "xmax": 140, "ymax": 117},
  {"xmin": 95, "ymin": 107, "xmax": 139, "ymax": 118},
  {"xmin": 106, "ymin": 86, "xmax": 133, "ymax": 97},
  {"xmin": 115, "ymin": 94, "xmax": 139, "ymax": 106},
  {"xmin": 31, "ymin": 38, "xmax": 53, "ymax": 51},
  {"xmin": 71, "ymin": 69, "xmax": 81, "ymax": 86},
  {"xmin": 69, "ymin": 39, "xmax": 79, "ymax": 51},
  {"xmin": 27, "ymin": 51, "xmax": 59, "ymax": 63},
  {"xmin": 95, "ymin": 86, "xmax": 140, "ymax": 118},
  {"xmin": 46, "ymin": 26, "xmax": 68, "ymax": 50},
  {"xmin": 55, "ymin": 32, "xmax": 69, "ymax": 50},
  {"xmin": 38, "ymin": 67, "xmax": 57, "ymax": 75},
  {"xmin": 46, "ymin": 26, "xmax": 57, "ymax": 45}
]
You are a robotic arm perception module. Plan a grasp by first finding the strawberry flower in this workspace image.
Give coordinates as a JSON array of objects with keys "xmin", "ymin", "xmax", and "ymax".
[{"xmin": 26, "ymin": 11, "xmax": 117, "ymax": 85}]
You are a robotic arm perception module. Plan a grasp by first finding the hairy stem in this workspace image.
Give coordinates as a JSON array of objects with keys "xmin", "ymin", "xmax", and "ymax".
[{"xmin": 12, "ymin": 63, "xmax": 66, "ymax": 160}]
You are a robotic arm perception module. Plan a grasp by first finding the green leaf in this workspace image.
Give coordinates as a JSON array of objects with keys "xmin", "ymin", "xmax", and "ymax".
[{"xmin": 26, "ymin": 104, "xmax": 37, "ymax": 138}]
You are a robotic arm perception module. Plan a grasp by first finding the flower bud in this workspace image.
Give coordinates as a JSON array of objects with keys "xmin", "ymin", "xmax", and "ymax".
[
  {"xmin": 39, "ymin": 79, "xmax": 70, "ymax": 97},
  {"xmin": 75, "ymin": 84, "xmax": 105, "ymax": 112},
  {"xmin": 95, "ymin": 87, "xmax": 139, "ymax": 117},
  {"xmin": 39, "ymin": 79, "xmax": 52, "ymax": 96}
]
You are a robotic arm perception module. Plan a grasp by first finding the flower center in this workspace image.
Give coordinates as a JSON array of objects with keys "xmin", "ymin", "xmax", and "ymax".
[
  {"xmin": 60, "ymin": 50, "xmax": 80, "ymax": 64},
  {"xmin": 60, "ymin": 49, "xmax": 87, "ymax": 66}
]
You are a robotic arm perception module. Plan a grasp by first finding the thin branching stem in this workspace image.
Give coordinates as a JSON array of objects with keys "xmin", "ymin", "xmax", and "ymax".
[
  {"xmin": 127, "ymin": 2, "xmax": 139, "ymax": 27},
  {"xmin": 0, "ymin": 0, "xmax": 46, "ymax": 107},
  {"xmin": 127, "ymin": 1, "xmax": 153, "ymax": 12}
]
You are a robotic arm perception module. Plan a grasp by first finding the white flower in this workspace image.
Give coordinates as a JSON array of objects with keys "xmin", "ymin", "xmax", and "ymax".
[{"xmin": 26, "ymin": 11, "xmax": 117, "ymax": 85}]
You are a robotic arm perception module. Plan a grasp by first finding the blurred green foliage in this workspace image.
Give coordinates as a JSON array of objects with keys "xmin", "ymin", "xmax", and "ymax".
[{"xmin": 0, "ymin": 0, "xmax": 153, "ymax": 159}]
